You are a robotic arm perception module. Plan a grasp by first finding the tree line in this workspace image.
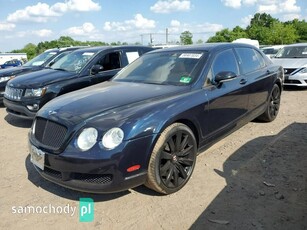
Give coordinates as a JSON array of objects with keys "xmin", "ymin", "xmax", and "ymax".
[
  {"xmin": 180, "ymin": 13, "xmax": 307, "ymax": 45},
  {"xmin": 10, "ymin": 36, "xmax": 140, "ymax": 60},
  {"xmin": 207, "ymin": 13, "xmax": 307, "ymax": 44}
]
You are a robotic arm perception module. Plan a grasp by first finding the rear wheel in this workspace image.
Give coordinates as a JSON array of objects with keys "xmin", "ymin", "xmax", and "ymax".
[
  {"xmin": 258, "ymin": 84, "xmax": 281, "ymax": 122},
  {"xmin": 145, "ymin": 123, "xmax": 197, "ymax": 194}
]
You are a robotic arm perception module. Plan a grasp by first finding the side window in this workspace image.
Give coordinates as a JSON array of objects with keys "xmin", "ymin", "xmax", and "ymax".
[
  {"xmin": 212, "ymin": 49, "xmax": 239, "ymax": 79},
  {"xmin": 96, "ymin": 52, "xmax": 121, "ymax": 71},
  {"xmin": 254, "ymin": 50, "xmax": 266, "ymax": 68},
  {"xmin": 235, "ymin": 48, "xmax": 263, "ymax": 74}
]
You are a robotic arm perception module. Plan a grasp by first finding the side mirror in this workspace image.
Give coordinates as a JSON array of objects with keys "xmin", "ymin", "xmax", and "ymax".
[
  {"xmin": 48, "ymin": 61, "xmax": 55, "ymax": 67},
  {"xmin": 215, "ymin": 71, "xmax": 237, "ymax": 84},
  {"xmin": 91, "ymin": 64, "xmax": 104, "ymax": 75}
]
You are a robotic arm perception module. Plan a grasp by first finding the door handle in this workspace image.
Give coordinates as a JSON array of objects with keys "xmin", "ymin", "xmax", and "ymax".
[{"xmin": 240, "ymin": 79, "xmax": 247, "ymax": 84}]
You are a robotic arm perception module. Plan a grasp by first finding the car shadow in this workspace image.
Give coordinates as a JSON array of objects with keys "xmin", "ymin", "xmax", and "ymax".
[
  {"xmin": 25, "ymin": 154, "xmax": 131, "ymax": 202},
  {"xmin": 4, "ymin": 114, "xmax": 33, "ymax": 128},
  {"xmin": 190, "ymin": 122, "xmax": 307, "ymax": 230},
  {"xmin": 131, "ymin": 185, "xmax": 165, "ymax": 196}
]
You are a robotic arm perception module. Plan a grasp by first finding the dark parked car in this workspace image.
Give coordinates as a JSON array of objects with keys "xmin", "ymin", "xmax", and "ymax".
[
  {"xmin": 0, "ymin": 59, "xmax": 23, "ymax": 69},
  {"xmin": 4, "ymin": 46, "xmax": 153, "ymax": 118},
  {"xmin": 0, "ymin": 47, "xmax": 84, "ymax": 103},
  {"xmin": 28, "ymin": 43, "xmax": 283, "ymax": 194}
]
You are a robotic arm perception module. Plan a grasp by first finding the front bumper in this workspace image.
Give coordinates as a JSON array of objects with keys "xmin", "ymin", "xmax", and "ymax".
[
  {"xmin": 284, "ymin": 73, "xmax": 307, "ymax": 87},
  {"xmin": 3, "ymin": 98, "xmax": 37, "ymax": 119},
  {"xmin": 28, "ymin": 134, "xmax": 157, "ymax": 193},
  {"xmin": 0, "ymin": 84, "xmax": 5, "ymax": 102}
]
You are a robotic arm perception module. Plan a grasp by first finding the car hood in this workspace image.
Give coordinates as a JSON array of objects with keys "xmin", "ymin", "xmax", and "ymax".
[
  {"xmin": 0, "ymin": 66, "xmax": 35, "ymax": 77},
  {"xmin": 7, "ymin": 69, "xmax": 76, "ymax": 88},
  {"xmin": 40, "ymin": 81, "xmax": 189, "ymax": 126},
  {"xmin": 271, "ymin": 58, "xmax": 307, "ymax": 68}
]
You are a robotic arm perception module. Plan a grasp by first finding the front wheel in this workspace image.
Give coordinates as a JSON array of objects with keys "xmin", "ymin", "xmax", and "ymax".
[
  {"xmin": 145, "ymin": 123, "xmax": 197, "ymax": 194},
  {"xmin": 258, "ymin": 84, "xmax": 281, "ymax": 122}
]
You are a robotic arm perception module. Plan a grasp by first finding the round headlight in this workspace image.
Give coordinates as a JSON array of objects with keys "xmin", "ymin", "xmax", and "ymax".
[
  {"xmin": 76, "ymin": 127, "xmax": 98, "ymax": 151},
  {"xmin": 102, "ymin": 128, "xmax": 124, "ymax": 150}
]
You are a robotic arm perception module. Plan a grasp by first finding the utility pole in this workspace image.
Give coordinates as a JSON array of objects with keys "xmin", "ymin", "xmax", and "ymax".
[{"xmin": 166, "ymin": 28, "xmax": 168, "ymax": 44}]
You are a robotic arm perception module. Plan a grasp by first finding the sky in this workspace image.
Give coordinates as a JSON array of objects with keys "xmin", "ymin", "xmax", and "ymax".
[{"xmin": 0, "ymin": 0, "xmax": 306, "ymax": 52}]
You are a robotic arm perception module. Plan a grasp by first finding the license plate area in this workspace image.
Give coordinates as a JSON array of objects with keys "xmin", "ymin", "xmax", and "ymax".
[{"xmin": 30, "ymin": 144, "xmax": 45, "ymax": 170}]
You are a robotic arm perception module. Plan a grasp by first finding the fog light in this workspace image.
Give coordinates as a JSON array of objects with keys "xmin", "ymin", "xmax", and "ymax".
[{"xmin": 26, "ymin": 104, "xmax": 39, "ymax": 111}]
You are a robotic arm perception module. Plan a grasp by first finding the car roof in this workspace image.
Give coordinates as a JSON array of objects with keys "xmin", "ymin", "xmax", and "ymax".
[
  {"xmin": 261, "ymin": 45, "xmax": 284, "ymax": 49},
  {"xmin": 149, "ymin": 43, "xmax": 258, "ymax": 53},
  {"xmin": 70, "ymin": 45, "xmax": 152, "ymax": 53},
  {"xmin": 283, "ymin": 43, "xmax": 307, "ymax": 47},
  {"xmin": 42, "ymin": 45, "xmax": 152, "ymax": 54},
  {"xmin": 43, "ymin": 46, "xmax": 90, "ymax": 53}
]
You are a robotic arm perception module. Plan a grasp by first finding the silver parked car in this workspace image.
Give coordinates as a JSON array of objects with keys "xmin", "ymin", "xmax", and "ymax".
[{"xmin": 272, "ymin": 43, "xmax": 307, "ymax": 87}]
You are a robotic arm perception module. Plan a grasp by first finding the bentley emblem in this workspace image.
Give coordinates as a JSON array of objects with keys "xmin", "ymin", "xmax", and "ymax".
[{"xmin": 48, "ymin": 110, "xmax": 57, "ymax": 115}]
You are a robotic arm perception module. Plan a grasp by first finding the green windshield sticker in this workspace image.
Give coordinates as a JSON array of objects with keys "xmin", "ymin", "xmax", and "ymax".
[{"xmin": 180, "ymin": 76, "xmax": 192, "ymax": 83}]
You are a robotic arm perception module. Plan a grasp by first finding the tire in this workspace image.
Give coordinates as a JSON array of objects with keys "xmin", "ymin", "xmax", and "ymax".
[
  {"xmin": 145, "ymin": 123, "xmax": 197, "ymax": 194},
  {"xmin": 258, "ymin": 84, "xmax": 281, "ymax": 122}
]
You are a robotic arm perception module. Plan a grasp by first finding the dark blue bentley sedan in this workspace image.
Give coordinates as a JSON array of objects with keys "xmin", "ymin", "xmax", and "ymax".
[{"xmin": 28, "ymin": 43, "xmax": 283, "ymax": 194}]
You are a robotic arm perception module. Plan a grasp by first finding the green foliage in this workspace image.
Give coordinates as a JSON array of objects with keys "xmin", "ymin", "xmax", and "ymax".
[
  {"xmin": 207, "ymin": 13, "xmax": 306, "ymax": 45},
  {"xmin": 180, "ymin": 31, "xmax": 193, "ymax": 45},
  {"xmin": 196, "ymin": 39, "xmax": 204, "ymax": 44},
  {"xmin": 248, "ymin": 13, "xmax": 278, "ymax": 28},
  {"xmin": 207, "ymin": 27, "xmax": 247, "ymax": 43},
  {"xmin": 266, "ymin": 22, "xmax": 299, "ymax": 44},
  {"xmin": 286, "ymin": 19, "xmax": 307, "ymax": 42},
  {"xmin": 11, "ymin": 43, "xmax": 37, "ymax": 60}
]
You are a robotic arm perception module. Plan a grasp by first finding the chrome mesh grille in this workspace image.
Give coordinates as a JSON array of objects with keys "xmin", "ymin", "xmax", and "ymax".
[{"xmin": 34, "ymin": 117, "xmax": 67, "ymax": 150}]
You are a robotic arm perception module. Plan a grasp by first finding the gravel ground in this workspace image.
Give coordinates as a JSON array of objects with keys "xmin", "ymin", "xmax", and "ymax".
[{"xmin": 0, "ymin": 87, "xmax": 306, "ymax": 230}]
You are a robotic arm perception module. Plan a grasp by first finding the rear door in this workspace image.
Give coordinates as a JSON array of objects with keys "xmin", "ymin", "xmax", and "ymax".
[
  {"xmin": 234, "ymin": 47, "xmax": 273, "ymax": 114},
  {"xmin": 203, "ymin": 48, "xmax": 249, "ymax": 141}
]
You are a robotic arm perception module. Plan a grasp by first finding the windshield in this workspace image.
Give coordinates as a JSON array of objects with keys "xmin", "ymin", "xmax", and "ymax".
[
  {"xmin": 51, "ymin": 50, "xmax": 96, "ymax": 72},
  {"xmin": 23, "ymin": 50, "xmax": 58, "ymax": 67},
  {"xmin": 113, "ymin": 51, "xmax": 206, "ymax": 86},
  {"xmin": 261, "ymin": 48, "xmax": 279, "ymax": 55},
  {"xmin": 275, "ymin": 45, "xmax": 307, "ymax": 58}
]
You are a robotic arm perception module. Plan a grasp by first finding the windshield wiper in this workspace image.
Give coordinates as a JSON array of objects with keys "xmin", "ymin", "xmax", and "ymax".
[{"xmin": 53, "ymin": 68, "xmax": 67, "ymax": 71}]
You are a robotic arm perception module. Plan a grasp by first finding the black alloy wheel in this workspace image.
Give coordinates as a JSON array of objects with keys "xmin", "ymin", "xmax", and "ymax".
[
  {"xmin": 145, "ymin": 123, "xmax": 197, "ymax": 194},
  {"xmin": 258, "ymin": 84, "xmax": 281, "ymax": 122}
]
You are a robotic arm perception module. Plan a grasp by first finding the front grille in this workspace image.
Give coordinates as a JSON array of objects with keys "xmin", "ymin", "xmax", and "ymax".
[
  {"xmin": 44, "ymin": 167, "xmax": 62, "ymax": 179},
  {"xmin": 74, "ymin": 173, "xmax": 113, "ymax": 184},
  {"xmin": 42, "ymin": 167, "xmax": 113, "ymax": 184},
  {"xmin": 4, "ymin": 86, "xmax": 24, "ymax": 101},
  {"xmin": 34, "ymin": 117, "xmax": 67, "ymax": 150},
  {"xmin": 284, "ymin": 79, "xmax": 301, "ymax": 84}
]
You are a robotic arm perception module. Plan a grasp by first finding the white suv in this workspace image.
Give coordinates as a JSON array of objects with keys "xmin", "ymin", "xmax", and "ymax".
[{"xmin": 272, "ymin": 43, "xmax": 307, "ymax": 87}]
